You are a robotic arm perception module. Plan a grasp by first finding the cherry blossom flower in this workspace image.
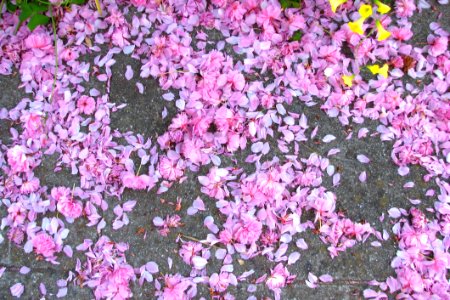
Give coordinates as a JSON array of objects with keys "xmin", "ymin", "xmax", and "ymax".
[
  {"xmin": 7, "ymin": 145, "xmax": 30, "ymax": 173},
  {"xmin": 266, "ymin": 263, "xmax": 295, "ymax": 299},
  {"xmin": 159, "ymin": 274, "xmax": 196, "ymax": 300},
  {"xmin": 395, "ymin": 0, "xmax": 416, "ymax": 18},
  {"xmin": 10, "ymin": 283, "xmax": 24, "ymax": 298},
  {"xmin": 77, "ymin": 95, "xmax": 96, "ymax": 115},
  {"xmin": 428, "ymin": 36, "xmax": 448, "ymax": 57},
  {"xmin": 32, "ymin": 232, "xmax": 57, "ymax": 258}
]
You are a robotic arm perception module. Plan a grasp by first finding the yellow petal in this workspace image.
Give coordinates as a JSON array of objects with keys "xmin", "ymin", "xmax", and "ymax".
[
  {"xmin": 358, "ymin": 4, "xmax": 373, "ymax": 19},
  {"xmin": 367, "ymin": 64, "xmax": 380, "ymax": 75},
  {"xmin": 376, "ymin": 20, "xmax": 391, "ymax": 41},
  {"xmin": 342, "ymin": 74, "xmax": 355, "ymax": 87},
  {"xmin": 348, "ymin": 17, "xmax": 365, "ymax": 35},
  {"xmin": 329, "ymin": 0, "xmax": 348, "ymax": 13},
  {"xmin": 374, "ymin": 0, "xmax": 391, "ymax": 14},
  {"xmin": 378, "ymin": 64, "xmax": 389, "ymax": 78}
]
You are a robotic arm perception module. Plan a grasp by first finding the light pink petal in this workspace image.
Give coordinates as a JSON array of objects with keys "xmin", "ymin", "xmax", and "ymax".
[
  {"xmin": 358, "ymin": 128, "xmax": 369, "ymax": 139},
  {"xmin": 398, "ymin": 166, "xmax": 410, "ymax": 176},
  {"xmin": 288, "ymin": 252, "xmax": 301, "ymax": 265},
  {"xmin": 57, "ymin": 287, "xmax": 67, "ymax": 298},
  {"xmin": 153, "ymin": 217, "xmax": 164, "ymax": 227},
  {"xmin": 125, "ymin": 65, "xmax": 134, "ymax": 81},
  {"xmin": 193, "ymin": 197, "xmax": 205, "ymax": 210},
  {"xmin": 357, "ymin": 154, "xmax": 370, "ymax": 164},
  {"xmin": 371, "ymin": 241, "xmax": 382, "ymax": 247},
  {"xmin": 308, "ymin": 272, "xmax": 318, "ymax": 284},
  {"xmin": 168, "ymin": 257, "xmax": 173, "ymax": 269},
  {"xmin": 363, "ymin": 289, "xmax": 379, "ymax": 298},
  {"xmin": 192, "ymin": 256, "xmax": 208, "ymax": 269},
  {"xmin": 63, "ymin": 245, "xmax": 73, "ymax": 257},
  {"xmin": 146, "ymin": 261, "xmax": 159, "ymax": 273},
  {"xmin": 123, "ymin": 200, "xmax": 137, "ymax": 212},
  {"xmin": 322, "ymin": 134, "xmax": 336, "ymax": 143},
  {"xmin": 333, "ymin": 173, "xmax": 341, "ymax": 186},
  {"xmin": 296, "ymin": 238, "xmax": 308, "ymax": 250},
  {"xmin": 10, "ymin": 283, "xmax": 24, "ymax": 298},
  {"xmin": 319, "ymin": 274, "xmax": 333, "ymax": 283},
  {"xmin": 19, "ymin": 266, "xmax": 30, "ymax": 274},
  {"xmin": 409, "ymin": 199, "xmax": 421, "ymax": 205},
  {"xmin": 359, "ymin": 171, "xmax": 367, "ymax": 182},
  {"xmin": 163, "ymin": 93, "xmax": 174, "ymax": 101},
  {"xmin": 39, "ymin": 283, "xmax": 47, "ymax": 295},
  {"xmin": 403, "ymin": 182, "xmax": 414, "ymax": 188},
  {"xmin": 136, "ymin": 82, "xmax": 144, "ymax": 94},
  {"xmin": 187, "ymin": 207, "xmax": 198, "ymax": 215},
  {"xmin": 388, "ymin": 208, "xmax": 402, "ymax": 218},
  {"xmin": 327, "ymin": 148, "xmax": 341, "ymax": 156}
]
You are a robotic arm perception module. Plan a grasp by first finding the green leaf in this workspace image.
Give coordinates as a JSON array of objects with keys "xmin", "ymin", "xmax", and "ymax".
[
  {"xmin": 70, "ymin": 0, "xmax": 87, "ymax": 5},
  {"xmin": 19, "ymin": 3, "xmax": 32, "ymax": 22},
  {"xmin": 290, "ymin": 30, "xmax": 303, "ymax": 41},
  {"xmin": 6, "ymin": 2, "xmax": 18, "ymax": 13},
  {"xmin": 27, "ymin": 14, "xmax": 50, "ymax": 31},
  {"xmin": 280, "ymin": 0, "xmax": 300, "ymax": 9},
  {"xmin": 29, "ymin": 2, "xmax": 49, "ymax": 13}
]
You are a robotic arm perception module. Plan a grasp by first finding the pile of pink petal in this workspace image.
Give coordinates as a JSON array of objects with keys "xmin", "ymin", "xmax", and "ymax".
[{"xmin": 0, "ymin": 0, "xmax": 449, "ymax": 299}]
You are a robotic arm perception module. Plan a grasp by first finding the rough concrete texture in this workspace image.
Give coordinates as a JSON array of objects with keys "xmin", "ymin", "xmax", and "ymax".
[{"xmin": 1, "ymin": 4, "xmax": 450, "ymax": 300}]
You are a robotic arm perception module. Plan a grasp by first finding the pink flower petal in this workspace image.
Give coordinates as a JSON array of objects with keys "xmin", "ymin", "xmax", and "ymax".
[
  {"xmin": 125, "ymin": 65, "xmax": 134, "ymax": 81},
  {"xmin": 357, "ymin": 154, "xmax": 370, "ymax": 164},
  {"xmin": 322, "ymin": 134, "xmax": 336, "ymax": 143},
  {"xmin": 359, "ymin": 171, "xmax": 367, "ymax": 182},
  {"xmin": 319, "ymin": 274, "xmax": 333, "ymax": 283},
  {"xmin": 10, "ymin": 283, "xmax": 24, "ymax": 298}
]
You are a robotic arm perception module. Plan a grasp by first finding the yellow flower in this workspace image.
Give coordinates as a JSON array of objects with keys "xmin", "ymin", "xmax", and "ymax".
[
  {"xmin": 374, "ymin": 0, "xmax": 391, "ymax": 14},
  {"xmin": 348, "ymin": 17, "xmax": 365, "ymax": 35},
  {"xmin": 342, "ymin": 74, "xmax": 355, "ymax": 87},
  {"xmin": 376, "ymin": 20, "xmax": 391, "ymax": 41},
  {"xmin": 358, "ymin": 4, "xmax": 373, "ymax": 19},
  {"xmin": 378, "ymin": 63, "xmax": 389, "ymax": 78},
  {"xmin": 367, "ymin": 63, "xmax": 389, "ymax": 78},
  {"xmin": 329, "ymin": 0, "xmax": 348, "ymax": 13},
  {"xmin": 367, "ymin": 64, "xmax": 380, "ymax": 75}
]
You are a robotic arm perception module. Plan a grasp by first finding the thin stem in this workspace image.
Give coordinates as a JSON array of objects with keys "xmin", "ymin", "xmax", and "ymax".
[
  {"xmin": 178, "ymin": 233, "xmax": 223, "ymax": 249},
  {"xmin": 50, "ymin": 8, "xmax": 58, "ymax": 101},
  {"xmin": 71, "ymin": 183, "xmax": 76, "ymax": 200},
  {"xmin": 136, "ymin": 163, "xmax": 142, "ymax": 176},
  {"xmin": 0, "ymin": 0, "xmax": 6, "ymax": 17},
  {"xmin": 94, "ymin": 0, "xmax": 102, "ymax": 15}
]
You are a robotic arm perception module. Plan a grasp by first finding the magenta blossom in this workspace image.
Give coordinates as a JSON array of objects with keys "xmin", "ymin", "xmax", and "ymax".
[
  {"xmin": 57, "ymin": 198, "xmax": 83, "ymax": 220},
  {"xmin": 7, "ymin": 145, "xmax": 30, "ymax": 173},
  {"xmin": 32, "ymin": 232, "xmax": 57, "ymax": 258},
  {"xmin": 160, "ymin": 274, "xmax": 195, "ymax": 300},
  {"xmin": 77, "ymin": 95, "xmax": 96, "ymax": 115},
  {"xmin": 266, "ymin": 263, "xmax": 295, "ymax": 300}
]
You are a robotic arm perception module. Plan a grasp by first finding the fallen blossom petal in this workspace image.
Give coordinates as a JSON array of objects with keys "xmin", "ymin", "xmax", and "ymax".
[
  {"xmin": 10, "ymin": 283, "xmax": 24, "ymax": 298},
  {"xmin": 357, "ymin": 154, "xmax": 370, "ymax": 164}
]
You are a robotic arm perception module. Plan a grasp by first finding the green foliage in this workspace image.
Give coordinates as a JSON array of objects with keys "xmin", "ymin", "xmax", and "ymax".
[
  {"xmin": 290, "ymin": 30, "xmax": 303, "ymax": 42},
  {"xmin": 0, "ymin": 0, "xmax": 87, "ymax": 32},
  {"xmin": 280, "ymin": 0, "xmax": 301, "ymax": 9}
]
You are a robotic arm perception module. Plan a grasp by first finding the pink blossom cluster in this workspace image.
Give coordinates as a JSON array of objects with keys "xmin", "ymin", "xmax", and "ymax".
[{"xmin": 75, "ymin": 236, "xmax": 135, "ymax": 300}]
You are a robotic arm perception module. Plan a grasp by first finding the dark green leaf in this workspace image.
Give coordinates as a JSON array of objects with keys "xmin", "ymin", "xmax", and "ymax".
[
  {"xmin": 280, "ymin": 0, "xmax": 300, "ymax": 9},
  {"xmin": 29, "ymin": 2, "xmax": 49, "ymax": 13},
  {"xmin": 70, "ymin": 0, "xmax": 87, "ymax": 5},
  {"xmin": 19, "ymin": 3, "xmax": 32, "ymax": 22},
  {"xmin": 290, "ymin": 30, "xmax": 303, "ymax": 41},
  {"xmin": 6, "ymin": 2, "xmax": 18, "ymax": 13},
  {"xmin": 27, "ymin": 14, "xmax": 50, "ymax": 31}
]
